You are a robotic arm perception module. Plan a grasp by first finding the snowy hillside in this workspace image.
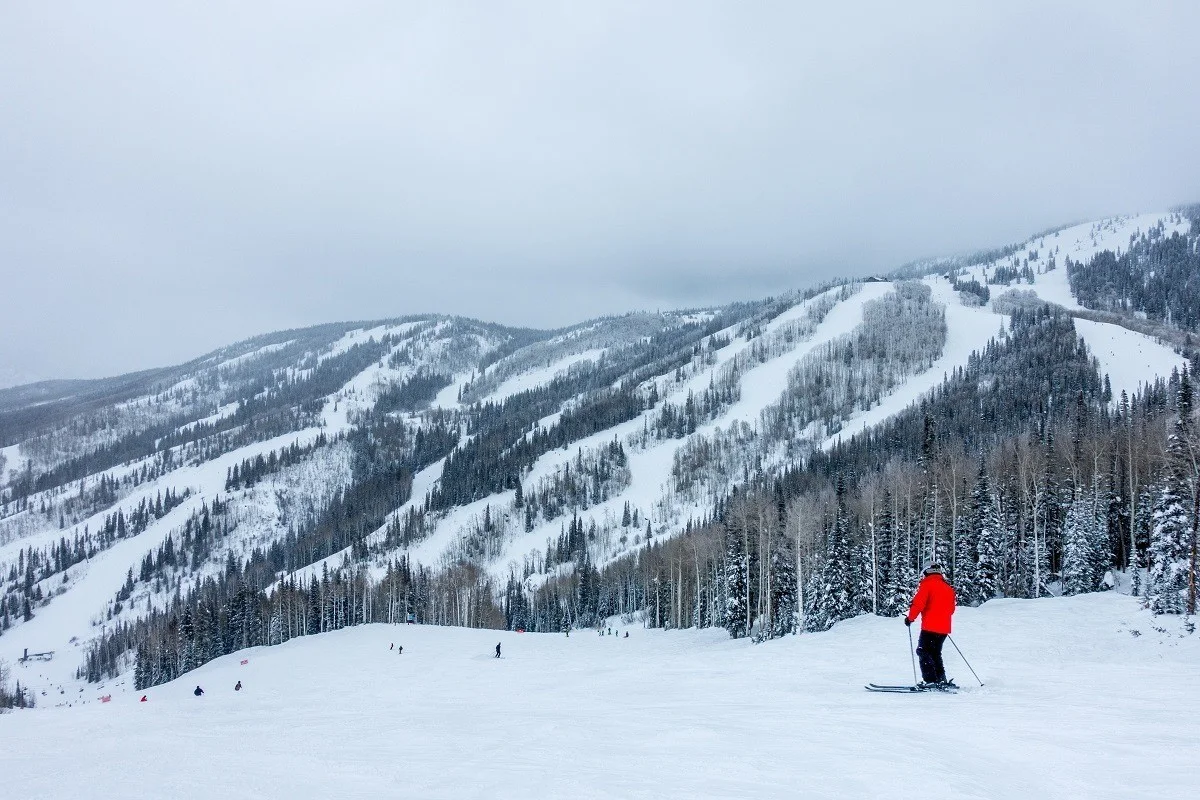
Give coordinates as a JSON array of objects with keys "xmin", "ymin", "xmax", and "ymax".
[
  {"xmin": 3, "ymin": 594, "xmax": 1196, "ymax": 799},
  {"xmin": 0, "ymin": 207, "xmax": 1198, "ymax": 718},
  {"xmin": 944, "ymin": 211, "xmax": 1192, "ymax": 397}
]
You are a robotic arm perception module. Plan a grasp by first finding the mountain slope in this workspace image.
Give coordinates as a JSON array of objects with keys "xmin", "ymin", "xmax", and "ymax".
[{"xmin": 0, "ymin": 207, "xmax": 1197, "ymax": 700}]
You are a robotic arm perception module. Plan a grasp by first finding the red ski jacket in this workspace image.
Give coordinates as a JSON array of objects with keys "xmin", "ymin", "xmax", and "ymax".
[{"xmin": 906, "ymin": 574, "xmax": 956, "ymax": 634}]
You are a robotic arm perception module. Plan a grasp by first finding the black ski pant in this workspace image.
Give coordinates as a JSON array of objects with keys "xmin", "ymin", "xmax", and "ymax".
[{"xmin": 916, "ymin": 630, "xmax": 947, "ymax": 684}]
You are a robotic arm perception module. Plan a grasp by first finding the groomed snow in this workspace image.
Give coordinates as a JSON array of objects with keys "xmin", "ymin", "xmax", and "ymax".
[
  {"xmin": 2, "ymin": 593, "xmax": 1195, "ymax": 798},
  {"xmin": 1073, "ymin": 318, "xmax": 1188, "ymax": 399}
]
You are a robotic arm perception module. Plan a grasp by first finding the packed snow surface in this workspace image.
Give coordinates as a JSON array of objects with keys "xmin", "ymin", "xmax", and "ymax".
[
  {"xmin": 3, "ymin": 594, "xmax": 1195, "ymax": 799},
  {"xmin": 1073, "ymin": 318, "xmax": 1188, "ymax": 398}
]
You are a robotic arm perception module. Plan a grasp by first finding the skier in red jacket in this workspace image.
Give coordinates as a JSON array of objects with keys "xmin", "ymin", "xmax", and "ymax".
[{"xmin": 905, "ymin": 564, "xmax": 956, "ymax": 687}]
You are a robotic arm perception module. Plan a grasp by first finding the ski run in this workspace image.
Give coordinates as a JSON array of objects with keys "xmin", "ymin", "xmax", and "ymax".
[{"xmin": 2, "ymin": 593, "xmax": 1197, "ymax": 799}]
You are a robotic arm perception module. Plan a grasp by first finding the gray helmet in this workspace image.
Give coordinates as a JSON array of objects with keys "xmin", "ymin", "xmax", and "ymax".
[{"xmin": 922, "ymin": 563, "xmax": 945, "ymax": 576}]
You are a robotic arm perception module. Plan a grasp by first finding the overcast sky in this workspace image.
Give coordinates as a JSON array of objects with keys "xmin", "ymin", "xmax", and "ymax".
[{"xmin": 2, "ymin": 2, "xmax": 1198, "ymax": 382}]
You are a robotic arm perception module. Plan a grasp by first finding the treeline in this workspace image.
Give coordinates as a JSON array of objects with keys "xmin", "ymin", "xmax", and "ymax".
[
  {"xmin": 373, "ymin": 370, "xmax": 452, "ymax": 416},
  {"xmin": 990, "ymin": 262, "xmax": 1037, "ymax": 286},
  {"xmin": 950, "ymin": 275, "xmax": 990, "ymax": 305},
  {"xmin": 82, "ymin": 558, "xmax": 503, "ymax": 688},
  {"xmin": 224, "ymin": 434, "xmax": 331, "ymax": 491}
]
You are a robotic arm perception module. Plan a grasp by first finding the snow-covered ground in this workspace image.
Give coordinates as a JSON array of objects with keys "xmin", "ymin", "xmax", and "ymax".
[
  {"xmin": 485, "ymin": 348, "xmax": 606, "ymax": 404},
  {"xmin": 1074, "ymin": 318, "xmax": 1187, "ymax": 398},
  {"xmin": 2, "ymin": 593, "xmax": 1195, "ymax": 799}
]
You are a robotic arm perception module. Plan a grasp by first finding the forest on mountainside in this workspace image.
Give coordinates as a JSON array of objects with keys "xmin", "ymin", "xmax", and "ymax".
[
  {"xmin": 1067, "ymin": 210, "xmax": 1200, "ymax": 333},
  {"xmin": 74, "ymin": 307, "xmax": 1200, "ymax": 688}
]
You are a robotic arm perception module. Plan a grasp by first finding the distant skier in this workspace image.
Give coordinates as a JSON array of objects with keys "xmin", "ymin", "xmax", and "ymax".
[
  {"xmin": 234, "ymin": 681, "xmax": 242, "ymax": 692},
  {"xmin": 193, "ymin": 686, "xmax": 204, "ymax": 697},
  {"xmin": 140, "ymin": 695, "xmax": 148, "ymax": 702},
  {"xmin": 397, "ymin": 645, "xmax": 403, "ymax": 655},
  {"xmin": 624, "ymin": 631, "xmax": 629, "ymax": 638},
  {"xmin": 904, "ymin": 564, "xmax": 957, "ymax": 688},
  {"xmin": 495, "ymin": 642, "xmax": 501, "ymax": 659}
]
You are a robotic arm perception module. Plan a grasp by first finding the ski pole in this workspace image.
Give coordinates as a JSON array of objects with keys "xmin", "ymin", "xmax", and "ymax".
[
  {"xmin": 947, "ymin": 635, "xmax": 984, "ymax": 686},
  {"xmin": 907, "ymin": 625, "xmax": 918, "ymax": 685}
]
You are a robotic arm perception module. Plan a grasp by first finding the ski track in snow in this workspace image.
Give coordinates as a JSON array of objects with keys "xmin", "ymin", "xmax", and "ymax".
[
  {"xmin": 3, "ymin": 594, "xmax": 1196, "ymax": 799},
  {"xmin": 211, "ymin": 340, "xmax": 294, "ymax": 371}
]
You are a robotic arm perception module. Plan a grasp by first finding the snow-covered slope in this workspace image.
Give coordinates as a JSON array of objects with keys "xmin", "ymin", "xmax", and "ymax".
[
  {"xmin": 1, "ymin": 207, "xmax": 1196, "ymax": 712},
  {"xmin": 950, "ymin": 211, "xmax": 1190, "ymax": 397},
  {"xmin": 3, "ymin": 594, "xmax": 1195, "ymax": 799}
]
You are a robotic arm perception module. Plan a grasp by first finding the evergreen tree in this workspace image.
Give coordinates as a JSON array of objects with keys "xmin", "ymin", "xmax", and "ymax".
[
  {"xmin": 768, "ymin": 537, "xmax": 797, "ymax": 637},
  {"xmin": 809, "ymin": 477, "xmax": 857, "ymax": 631},
  {"xmin": 1149, "ymin": 471, "xmax": 1190, "ymax": 614},
  {"xmin": 874, "ymin": 490, "xmax": 896, "ymax": 615},
  {"xmin": 1149, "ymin": 370, "xmax": 1194, "ymax": 614},
  {"xmin": 723, "ymin": 518, "xmax": 749, "ymax": 639},
  {"xmin": 1062, "ymin": 493, "xmax": 1101, "ymax": 595}
]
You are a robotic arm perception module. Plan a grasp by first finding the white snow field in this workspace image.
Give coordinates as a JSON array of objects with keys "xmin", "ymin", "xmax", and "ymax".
[{"xmin": 3, "ymin": 593, "xmax": 1196, "ymax": 799}]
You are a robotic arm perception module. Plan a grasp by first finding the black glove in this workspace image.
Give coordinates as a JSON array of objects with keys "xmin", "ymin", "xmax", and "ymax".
[{"xmin": 904, "ymin": 618, "xmax": 912, "ymax": 627}]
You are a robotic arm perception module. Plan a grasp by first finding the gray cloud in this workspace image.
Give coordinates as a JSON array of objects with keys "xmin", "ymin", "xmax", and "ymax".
[{"xmin": 2, "ymin": 1, "xmax": 1198, "ymax": 380}]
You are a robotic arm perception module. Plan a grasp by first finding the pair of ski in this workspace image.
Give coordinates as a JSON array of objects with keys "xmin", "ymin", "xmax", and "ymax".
[{"xmin": 865, "ymin": 682, "xmax": 957, "ymax": 693}]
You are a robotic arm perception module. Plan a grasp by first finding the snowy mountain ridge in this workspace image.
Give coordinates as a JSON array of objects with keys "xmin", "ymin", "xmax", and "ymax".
[{"xmin": 1, "ymin": 207, "xmax": 1197, "ymax": 706}]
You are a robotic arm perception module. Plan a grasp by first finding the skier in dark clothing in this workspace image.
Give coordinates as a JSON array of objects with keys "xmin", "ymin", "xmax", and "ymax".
[
  {"xmin": 495, "ymin": 642, "xmax": 501, "ymax": 659},
  {"xmin": 905, "ymin": 564, "xmax": 956, "ymax": 688},
  {"xmin": 234, "ymin": 681, "xmax": 242, "ymax": 691},
  {"xmin": 193, "ymin": 686, "xmax": 204, "ymax": 697}
]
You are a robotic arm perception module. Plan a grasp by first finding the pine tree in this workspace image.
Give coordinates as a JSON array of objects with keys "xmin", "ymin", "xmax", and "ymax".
[
  {"xmin": 1149, "ymin": 370, "xmax": 1194, "ymax": 614},
  {"xmin": 952, "ymin": 510, "xmax": 975, "ymax": 603},
  {"xmin": 874, "ymin": 490, "xmax": 895, "ymax": 615},
  {"xmin": 180, "ymin": 607, "xmax": 198, "ymax": 672},
  {"xmin": 134, "ymin": 643, "xmax": 150, "ymax": 691},
  {"xmin": 768, "ymin": 537, "xmax": 797, "ymax": 637},
  {"xmin": 723, "ymin": 518, "xmax": 749, "ymax": 639},
  {"xmin": 964, "ymin": 464, "xmax": 1002, "ymax": 604},
  {"xmin": 1062, "ymin": 493, "xmax": 1100, "ymax": 595},
  {"xmin": 809, "ymin": 477, "xmax": 857, "ymax": 631},
  {"xmin": 1149, "ymin": 477, "xmax": 1189, "ymax": 614}
]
